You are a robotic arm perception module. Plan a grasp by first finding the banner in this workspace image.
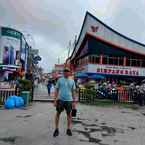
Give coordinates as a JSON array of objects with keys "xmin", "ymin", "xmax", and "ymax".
[
  {"xmin": 20, "ymin": 36, "xmax": 26, "ymax": 61},
  {"xmin": 87, "ymin": 64, "xmax": 145, "ymax": 77},
  {"xmin": 0, "ymin": 27, "xmax": 21, "ymax": 65}
]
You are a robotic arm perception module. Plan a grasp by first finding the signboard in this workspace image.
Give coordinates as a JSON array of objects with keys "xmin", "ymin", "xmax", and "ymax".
[
  {"xmin": 25, "ymin": 43, "xmax": 29, "ymax": 73},
  {"xmin": 30, "ymin": 49, "xmax": 39, "ymax": 56},
  {"xmin": 0, "ymin": 27, "xmax": 21, "ymax": 65},
  {"xmin": 87, "ymin": 64, "xmax": 145, "ymax": 77},
  {"xmin": 20, "ymin": 36, "xmax": 26, "ymax": 61}
]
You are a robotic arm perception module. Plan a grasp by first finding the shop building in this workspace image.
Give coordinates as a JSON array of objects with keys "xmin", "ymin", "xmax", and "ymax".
[
  {"xmin": 68, "ymin": 12, "xmax": 145, "ymax": 81},
  {"xmin": 0, "ymin": 27, "xmax": 30, "ymax": 80}
]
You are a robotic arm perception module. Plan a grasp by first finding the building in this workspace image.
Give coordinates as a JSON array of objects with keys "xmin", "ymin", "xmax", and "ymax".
[
  {"xmin": 68, "ymin": 12, "xmax": 145, "ymax": 82},
  {"xmin": 0, "ymin": 27, "xmax": 30, "ymax": 80}
]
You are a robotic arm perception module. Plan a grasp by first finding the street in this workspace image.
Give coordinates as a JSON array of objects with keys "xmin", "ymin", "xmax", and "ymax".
[
  {"xmin": 33, "ymin": 83, "xmax": 53, "ymax": 101},
  {"xmin": 0, "ymin": 103, "xmax": 145, "ymax": 145}
]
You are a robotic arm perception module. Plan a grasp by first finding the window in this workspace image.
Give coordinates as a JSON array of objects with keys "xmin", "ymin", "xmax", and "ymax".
[
  {"xmin": 126, "ymin": 58, "xmax": 132, "ymax": 66},
  {"xmin": 109, "ymin": 57, "xmax": 114, "ymax": 65},
  {"xmin": 143, "ymin": 60, "xmax": 145, "ymax": 67},
  {"xmin": 103, "ymin": 56, "xmax": 108, "ymax": 64},
  {"xmin": 95, "ymin": 56, "xmax": 100, "ymax": 64},
  {"xmin": 89, "ymin": 56, "xmax": 92, "ymax": 63},
  {"xmin": 118, "ymin": 57, "xmax": 123, "ymax": 65}
]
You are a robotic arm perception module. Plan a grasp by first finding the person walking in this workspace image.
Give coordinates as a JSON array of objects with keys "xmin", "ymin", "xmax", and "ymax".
[
  {"xmin": 53, "ymin": 68, "xmax": 76, "ymax": 137},
  {"xmin": 47, "ymin": 80, "xmax": 52, "ymax": 96}
]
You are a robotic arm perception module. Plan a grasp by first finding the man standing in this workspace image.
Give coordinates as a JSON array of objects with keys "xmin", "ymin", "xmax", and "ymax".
[{"xmin": 53, "ymin": 68, "xmax": 76, "ymax": 137}]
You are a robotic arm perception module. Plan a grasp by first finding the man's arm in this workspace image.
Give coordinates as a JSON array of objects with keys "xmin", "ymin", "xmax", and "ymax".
[
  {"xmin": 72, "ymin": 81, "xmax": 77, "ymax": 102},
  {"xmin": 54, "ymin": 88, "xmax": 59, "ymax": 100},
  {"xmin": 53, "ymin": 80, "xmax": 59, "ymax": 106}
]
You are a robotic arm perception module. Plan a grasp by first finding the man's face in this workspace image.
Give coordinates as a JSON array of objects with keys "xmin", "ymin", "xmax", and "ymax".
[{"xmin": 64, "ymin": 71, "xmax": 70, "ymax": 78}]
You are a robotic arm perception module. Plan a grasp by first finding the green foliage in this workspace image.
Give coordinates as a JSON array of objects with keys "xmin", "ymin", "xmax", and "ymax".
[
  {"xmin": 85, "ymin": 82, "xmax": 95, "ymax": 89},
  {"xmin": 0, "ymin": 98, "xmax": 2, "ymax": 106},
  {"xmin": 85, "ymin": 89, "xmax": 96, "ymax": 97},
  {"xmin": 19, "ymin": 79, "xmax": 32, "ymax": 91}
]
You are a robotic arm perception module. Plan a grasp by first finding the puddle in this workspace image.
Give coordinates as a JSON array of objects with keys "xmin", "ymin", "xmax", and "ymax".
[
  {"xmin": 95, "ymin": 119, "xmax": 98, "ymax": 122},
  {"xmin": 73, "ymin": 117, "xmax": 125, "ymax": 144},
  {"xmin": 101, "ymin": 122, "xmax": 106, "ymax": 125},
  {"xmin": 121, "ymin": 111, "xmax": 130, "ymax": 114},
  {"xmin": 101, "ymin": 126, "xmax": 116, "ymax": 137},
  {"xmin": 128, "ymin": 126, "xmax": 136, "ymax": 130},
  {"xmin": 72, "ymin": 120, "xmax": 82, "ymax": 124},
  {"xmin": 74, "ymin": 129, "xmax": 103, "ymax": 144},
  {"xmin": 16, "ymin": 114, "xmax": 32, "ymax": 118},
  {"xmin": 0, "ymin": 136, "xmax": 17, "ymax": 144}
]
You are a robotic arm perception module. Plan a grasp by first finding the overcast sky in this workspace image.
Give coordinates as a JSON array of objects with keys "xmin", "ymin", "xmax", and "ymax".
[{"xmin": 0, "ymin": 0, "xmax": 145, "ymax": 72}]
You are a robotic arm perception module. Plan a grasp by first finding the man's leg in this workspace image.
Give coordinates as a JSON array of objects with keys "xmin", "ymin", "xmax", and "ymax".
[
  {"xmin": 53, "ymin": 100, "xmax": 63, "ymax": 137},
  {"xmin": 55, "ymin": 112, "xmax": 60, "ymax": 129},
  {"xmin": 67, "ymin": 112, "xmax": 72, "ymax": 129},
  {"xmin": 65, "ymin": 102, "xmax": 73, "ymax": 136}
]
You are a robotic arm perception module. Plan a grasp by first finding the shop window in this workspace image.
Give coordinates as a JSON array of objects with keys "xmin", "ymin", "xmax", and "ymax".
[
  {"xmin": 118, "ymin": 57, "xmax": 123, "ymax": 65},
  {"xmin": 140, "ymin": 60, "xmax": 143, "ymax": 67},
  {"xmin": 142, "ymin": 60, "xmax": 145, "ymax": 67},
  {"xmin": 109, "ymin": 57, "xmax": 114, "ymax": 65},
  {"xmin": 86, "ymin": 57, "xmax": 89, "ymax": 64},
  {"xmin": 92, "ymin": 56, "xmax": 95, "ymax": 64},
  {"xmin": 103, "ymin": 56, "xmax": 108, "ymax": 64},
  {"xmin": 126, "ymin": 58, "xmax": 132, "ymax": 66},
  {"xmin": 136, "ymin": 60, "xmax": 141, "ymax": 67},
  {"xmin": 95, "ymin": 56, "xmax": 100, "ymax": 64},
  {"xmin": 89, "ymin": 56, "xmax": 92, "ymax": 63},
  {"xmin": 113, "ymin": 57, "xmax": 118, "ymax": 65}
]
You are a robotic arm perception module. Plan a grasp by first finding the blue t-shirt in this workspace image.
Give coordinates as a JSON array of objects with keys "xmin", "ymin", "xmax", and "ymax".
[{"xmin": 56, "ymin": 77, "xmax": 76, "ymax": 101}]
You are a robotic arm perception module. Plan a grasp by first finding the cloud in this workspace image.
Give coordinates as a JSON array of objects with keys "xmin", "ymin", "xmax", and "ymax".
[
  {"xmin": 0, "ymin": 0, "xmax": 145, "ymax": 72},
  {"xmin": 111, "ymin": 0, "xmax": 145, "ymax": 43}
]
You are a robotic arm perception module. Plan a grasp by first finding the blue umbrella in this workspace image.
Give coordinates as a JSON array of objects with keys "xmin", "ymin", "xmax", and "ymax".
[
  {"xmin": 75, "ymin": 72, "xmax": 88, "ymax": 78},
  {"xmin": 88, "ymin": 74, "xmax": 105, "ymax": 79}
]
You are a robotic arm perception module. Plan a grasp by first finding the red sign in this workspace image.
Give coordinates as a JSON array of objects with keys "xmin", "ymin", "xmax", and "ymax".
[{"xmin": 96, "ymin": 68, "xmax": 139, "ymax": 76}]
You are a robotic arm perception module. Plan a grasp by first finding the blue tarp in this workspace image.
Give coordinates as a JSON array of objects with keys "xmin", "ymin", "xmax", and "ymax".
[
  {"xmin": 4, "ymin": 96, "xmax": 24, "ymax": 109},
  {"xmin": 75, "ymin": 72, "xmax": 88, "ymax": 78},
  {"xmin": 88, "ymin": 74, "xmax": 105, "ymax": 79}
]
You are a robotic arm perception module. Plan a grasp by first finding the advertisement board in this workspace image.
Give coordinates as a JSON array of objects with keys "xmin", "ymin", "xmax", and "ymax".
[
  {"xmin": 0, "ymin": 27, "xmax": 21, "ymax": 65},
  {"xmin": 20, "ymin": 36, "xmax": 26, "ymax": 61},
  {"xmin": 75, "ymin": 64, "xmax": 145, "ymax": 77},
  {"xmin": 87, "ymin": 64, "xmax": 145, "ymax": 77},
  {"xmin": 24, "ymin": 43, "xmax": 29, "ymax": 73}
]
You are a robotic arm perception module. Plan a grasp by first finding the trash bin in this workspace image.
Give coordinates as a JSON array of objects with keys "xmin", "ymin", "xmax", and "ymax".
[{"xmin": 20, "ymin": 91, "xmax": 30, "ymax": 106}]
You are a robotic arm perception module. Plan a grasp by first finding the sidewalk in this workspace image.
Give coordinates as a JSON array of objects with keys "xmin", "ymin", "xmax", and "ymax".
[{"xmin": 0, "ymin": 102, "xmax": 145, "ymax": 145}]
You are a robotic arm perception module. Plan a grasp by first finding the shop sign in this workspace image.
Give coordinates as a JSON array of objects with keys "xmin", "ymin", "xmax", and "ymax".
[{"xmin": 87, "ymin": 64, "xmax": 145, "ymax": 77}]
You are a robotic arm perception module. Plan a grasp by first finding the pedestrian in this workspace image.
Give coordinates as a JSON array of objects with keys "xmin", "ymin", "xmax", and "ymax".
[
  {"xmin": 53, "ymin": 68, "xmax": 76, "ymax": 137},
  {"xmin": 47, "ymin": 80, "xmax": 52, "ymax": 96},
  {"xmin": 111, "ymin": 86, "xmax": 118, "ymax": 104}
]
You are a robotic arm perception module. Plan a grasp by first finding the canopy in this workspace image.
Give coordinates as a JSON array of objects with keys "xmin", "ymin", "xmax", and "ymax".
[
  {"xmin": 75, "ymin": 72, "xmax": 88, "ymax": 78},
  {"xmin": 88, "ymin": 74, "xmax": 105, "ymax": 80}
]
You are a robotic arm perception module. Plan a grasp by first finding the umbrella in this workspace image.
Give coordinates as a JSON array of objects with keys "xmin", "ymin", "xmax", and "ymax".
[
  {"xmin": 88, "ymin": 74, "xmax": 105, "ymax": 80},
  {"xmin": 75, "ymin": 72, "xmax": 88, "ymax": 78}
]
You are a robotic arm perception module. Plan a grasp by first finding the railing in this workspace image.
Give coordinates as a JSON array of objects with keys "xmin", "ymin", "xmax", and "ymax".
[
  {"xmin": 0, "ymin": 88, "xmax": 17, "ymax": 105},
  {"xmin": 79, "ymin": 89, "xmax": 134, "ymax": 104}
]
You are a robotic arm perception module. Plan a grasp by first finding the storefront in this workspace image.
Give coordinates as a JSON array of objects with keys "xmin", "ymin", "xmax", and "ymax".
[
  {"xmin": 0, "ymin": 27, "xmax": 29, "ymax": 81},
  {"xmin": 68, "ymin": 12, "xmax": 145, "ymax": 82}
]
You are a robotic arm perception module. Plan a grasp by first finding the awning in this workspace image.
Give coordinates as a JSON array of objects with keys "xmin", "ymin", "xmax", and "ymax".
[
  {"xmin": 88, "ymin": 74, "xmax": 105, "ymax": 79},
  {"xmin": 75, "ymin": 72, "xmax": 88, "ymax": 78},
  {"xmin": 0, "ymin": 64, "xmax": 21, "ymax": 71}
]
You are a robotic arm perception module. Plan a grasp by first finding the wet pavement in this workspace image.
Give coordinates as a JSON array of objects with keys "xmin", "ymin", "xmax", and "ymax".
[{"xmin": 0, "ymin": 103, "xmax": 145, "ymax": 145}]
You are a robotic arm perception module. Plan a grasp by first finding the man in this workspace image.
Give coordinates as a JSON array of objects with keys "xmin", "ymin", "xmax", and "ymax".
[
  {"xmin": 47, "ymin": 80, "xmax": 52, "ymax": 96},
  {"xmin": 53, "ymin": 68, "xmax": 76, "ymax": 137}
]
